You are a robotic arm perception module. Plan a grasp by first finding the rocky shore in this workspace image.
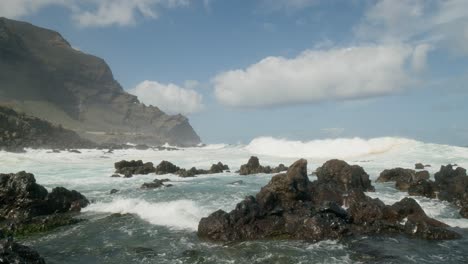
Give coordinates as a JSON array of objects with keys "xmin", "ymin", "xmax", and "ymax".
[
  {"xmin": 377, "ymin": 164, "xmax": 468, "ymax": 219},
  {"xmin": 198, "ymin": 159, "xmax": 461, "ymax": 242}
]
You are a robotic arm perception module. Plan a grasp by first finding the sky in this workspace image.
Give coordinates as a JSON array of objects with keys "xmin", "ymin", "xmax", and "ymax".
[{"xmin": 1, "ymin": 0, "xmax": 468, "ymax": 145}]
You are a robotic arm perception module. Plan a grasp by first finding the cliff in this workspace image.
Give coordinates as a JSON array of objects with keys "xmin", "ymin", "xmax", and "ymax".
[{"xmin": 0, "ymin": 17, "xmax": 201, "ymax": 147}]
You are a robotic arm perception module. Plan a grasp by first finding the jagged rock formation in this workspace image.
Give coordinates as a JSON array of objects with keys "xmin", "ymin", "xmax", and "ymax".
[
  {"xmin": 0, "ymin": 17, "xmax": 200, "ymax": 147},
  {"xmin": 198, "ymin": 159, "xmax": 460, "ymax": 242},
  {"xmin": 0, "ymin": 106, "xmax": 95, "ymax": 152},
  {"xmin": 377, "ymin": 164, "xmax": 468, "ymax": 219},
  {"xmin": 238, "ymin": 156, "xmax": 288, "ymax": 175},
  {"xmin": 0, "ymin": 171, "xmax": 89, "ymax": 236}
]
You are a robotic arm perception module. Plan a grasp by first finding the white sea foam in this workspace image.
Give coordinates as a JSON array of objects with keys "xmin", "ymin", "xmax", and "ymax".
[
  {"xmin": 83, "ymin": 198, "xmax": 208, "ymax": 231},
  {"xmin": 245, "ymin": 136, "xmax": 419, "ymax": 159}
]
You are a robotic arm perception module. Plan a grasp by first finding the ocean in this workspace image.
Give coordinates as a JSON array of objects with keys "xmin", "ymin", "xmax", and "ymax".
[{"xmin": 1, "ymin": 137, "xmax": 468, "ymax": 263}]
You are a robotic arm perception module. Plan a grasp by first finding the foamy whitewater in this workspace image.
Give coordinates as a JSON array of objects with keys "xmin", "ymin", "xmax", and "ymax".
[{"xmin": 1, "ymin": 137, "xmax": 468, "ymax": 263}]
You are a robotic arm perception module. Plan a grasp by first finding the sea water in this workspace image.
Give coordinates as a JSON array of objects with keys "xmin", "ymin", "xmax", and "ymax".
[{"xmin": 1, "ymin": 137, "xmax": 468, "ymax": 263}]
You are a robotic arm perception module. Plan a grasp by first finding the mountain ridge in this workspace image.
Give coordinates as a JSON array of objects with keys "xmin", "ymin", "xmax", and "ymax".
[{"xmin": 0, "ymin": 17, "xmax": 201, "ymax": 147}]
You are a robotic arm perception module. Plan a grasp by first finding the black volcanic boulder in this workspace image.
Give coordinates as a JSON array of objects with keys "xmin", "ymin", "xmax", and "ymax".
[
  {"xmin": 0, "ymin": 171, "xmax": 89, "ymax": 236},
  {"xmin": 377, "ymin": 168, "xmax": 415, "ymax": 183},
  {"xmin": 315, "ymin": 159, "xmax": 375, "ymax": 193},
  {"xmin": 198, "ymin": 159, "xmax": 459, "ymax": 242},
  {"xmin": 434, "ymin": 164, "xmax": 468, "ymax": 203},
  {"xmin": 239, "ymin": 156, "xmax": 288, "ymax": 175},
  {"xmin": 176, "ymin": 167, "xmax": 199, "ymax": 178},
  {"xmin": 0, "ymin": 171, "xmax": 48, "ymax": 219},
  {"xmin": 155, "ymin": 161, "xmax": 180, "ymax": 175},
  {"xmin": 376, "ymin": 168, "xmax": 429, "ymax": 191},
  {"xmin": 239, "ymin": 156, "xmax": 266, "ymax": 175},
  {"xmin": 209, "ymin": 162, "xmax": 229, "ymax": 174},
  {"xmin": 415, "ymin": 163, "xmax": 425, "ymax": 170},
  {"xmin": 46, "ymin": 187, "xmax": 89, "ymax": 213},
  {"xmin": 114, "ymin": 160, "xmax": 156, "ymax": 175},
  {"xmin": 0, "ymin": 238, "xmax": 45, "ymax": 264},
  {"xmin": 408, "ymin": 179, "xmax": 437, "ymax": 199}
]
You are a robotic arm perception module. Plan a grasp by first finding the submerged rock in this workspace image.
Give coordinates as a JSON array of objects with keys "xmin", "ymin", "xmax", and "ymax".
[
  {"xmin": 0, "ymin": 238, "xmax": 45, "ymax": 264},
  {"xmin": 140, "ymin": 179, "xmax": 172, "ymax": 189},
  {"xmin": 114, "ymin": 160, "xmax": 156, "ymax": 175},
  {"xmin": 198, "ymin": 159, "xmax": 459, "ymax": 242}
]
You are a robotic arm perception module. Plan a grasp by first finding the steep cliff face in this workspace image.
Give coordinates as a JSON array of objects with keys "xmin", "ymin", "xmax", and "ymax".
[{"xmin": 0, "ymin": 17, "xmax": 201, "ymax": 146}]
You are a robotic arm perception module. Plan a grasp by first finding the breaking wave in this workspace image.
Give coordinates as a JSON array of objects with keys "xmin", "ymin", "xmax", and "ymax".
[
  {"xmin": 84, "ymin": 198, "xmax": 208, "ymax": 231},
  {"xmin": 245, "ymin": 136, "xmax": 419, "ymax": 159}
]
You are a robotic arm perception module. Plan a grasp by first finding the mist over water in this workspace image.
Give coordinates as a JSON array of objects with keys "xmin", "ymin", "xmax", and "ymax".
[{"xmin": 1, "ymin": 136, "xmax": 468, "ymax": 263}]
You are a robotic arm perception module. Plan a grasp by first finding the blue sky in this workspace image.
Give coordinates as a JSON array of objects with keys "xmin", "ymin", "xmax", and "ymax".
[{"xmin": 1, "ymin": 0, "xmax": 467, "ymax": 145}]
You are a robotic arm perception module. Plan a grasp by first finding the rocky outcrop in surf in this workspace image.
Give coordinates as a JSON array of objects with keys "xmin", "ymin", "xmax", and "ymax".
[
  {"xmin": 379, "ymin": 164, "xmax": 468, "ymax": 219},
  {"xmin": 198, "ymin": 159, "xmax": 460, "ymax": 242},
  {"xmin": 113, "ymin": 160, "xmax": 230, "ymax": 178},
  {"xmin": 0, "ymin": 171, "xmax": 89, "ymax": 236},
  {"xmin": 238, "ymin": 156, "xmax": 288, "ymax": 175},
  {"xmin": 377, "ymin": 168, "xmax": 429, "ymax": 191}
]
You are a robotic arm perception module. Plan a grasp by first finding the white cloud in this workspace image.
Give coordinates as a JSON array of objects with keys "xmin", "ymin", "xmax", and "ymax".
[
  {"xmin": 214, "ymin": 44, "xmax": 419, "ymax": 108},
  {"xmin": 0, "ymin": 0, "xmax": 190, "ymax": 27},
  {"xmin": 411, "ymin": 44, "xmax": 432, "ymax": 72},
  {"xmin": 128, "ymin": 80, "xmax": 203, "ymax": 115},
  {"xmin": 0, "ymin": 0, "xmax": 69, "ymax": 18},
  {"xmin": 356, "ymin": 0, "xmax": 468, "ymax": 55},
  {"xmin": 73, "ymin": 0, "xmax": 190, "ymax": 27}
]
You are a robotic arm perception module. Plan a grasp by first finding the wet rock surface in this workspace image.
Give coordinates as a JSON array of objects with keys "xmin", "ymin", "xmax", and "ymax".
[
  {"xmin": 377, "ymin": 168, "xmax": 429, "ymax": 191},
  {"xmin": 0, "ymin": 171, "xmax": 88, "ymax": 237},
  {"xmin": 0, "ymin": 238, "xmax": 45, "ymax": 264},
  {"xmin": 198, "ymin": 159, "xmax": 460, "ymax": 242}
]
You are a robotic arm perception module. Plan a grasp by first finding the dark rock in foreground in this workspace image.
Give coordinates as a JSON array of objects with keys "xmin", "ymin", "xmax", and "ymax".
[
  {"xmin": 0, "ymin": 171, "xmax": 89, "ymax": 236},
  {"xmin": 0, "ymin": 238, "xmax": 45, "ymax": 264},
  {"xmin": 198, "ymin": 159, "xmax": 459, "ymax": 242},
  {"xmin": 238, "ymin": 156, "xmax": 288, "ymax": 175},
  {"xmin": 114, "ymin": 160, "xmax": 156, "ymax": 176}
]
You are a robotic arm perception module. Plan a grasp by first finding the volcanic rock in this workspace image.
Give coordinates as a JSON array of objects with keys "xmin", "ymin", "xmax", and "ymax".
[
  {"xmin": 0, "ymin": 238, "xmax": 45, "ymax": 264},
  {"xmin": 198, "ymin": 159, "xmax": 459, "ymax": 242},
  {"xmin": 238, "ymin": 156, "xmax": 288, "ymax": 175},
  {"xmin": 114, "ymin": 160, "xmax": 156, "ymax": 175}
]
